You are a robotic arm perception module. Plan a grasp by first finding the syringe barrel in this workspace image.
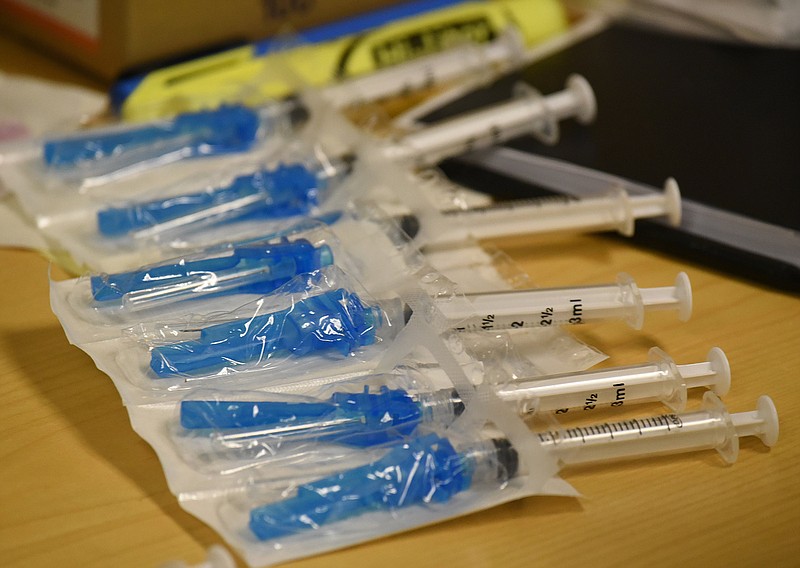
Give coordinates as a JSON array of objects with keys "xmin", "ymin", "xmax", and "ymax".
[
  {"xmin": 436, "ymin": 190, "xmax": 632, "ymax": 241},
  {"xmin": 537, "ymin": 392, "xmax": 751, "ymax": 466},
  {"xmin": 498, "ymin": 349, "xmax": 686, "ymax": 415},
  {"xmin": 385, "ymin": 75, "xmax": 594, "ymax": 167},
  {"xmin": 322, "ymin": 31, "xmax": 523, "ymax": 107},
  {"xmin": 440, "ymin": 273, "xmax": 675, "ymax": 331}
]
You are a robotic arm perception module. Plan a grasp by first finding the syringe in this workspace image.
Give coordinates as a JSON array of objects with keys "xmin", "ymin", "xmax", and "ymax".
[
  {"xmin": 48, "ymin": 32, "xmax": 525, "ymax": 177},
  {"xmin": 321, "ymin": 30, "xmax": 525, "ymax": 108},
  {"xmin": 246, "ymin": 394, "xmax": 777, "ymax": 541},
  {"xmin": 415, "ymin": 181, "xmax": 682, "ymax": 246},
  {"xmin": 147, "ymin": 270, "xmax": 691, "ymax": 377},
  {"xmin": 153, "ymin": 272, "xmax": 690, "ymax": 377},
  {"xmin": 180, "ymin": 346, "xmax": 730, "ymax": 444},
  {"xmin": 538, "ymin": 392, "xmax": 778, "ymax": 466},
  {"xmin": 382, "ymin": 74, "xmax": 596, "ymax": 167},
  {"xmin": 437, "ymin": 272, "xmax": 692, "ymax": 331}
]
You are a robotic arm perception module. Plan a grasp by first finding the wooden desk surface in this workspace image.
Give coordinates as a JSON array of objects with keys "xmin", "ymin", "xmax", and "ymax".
[{"xmin": 1, "ymin": 33, "xmax": 798, "ymax": 568}]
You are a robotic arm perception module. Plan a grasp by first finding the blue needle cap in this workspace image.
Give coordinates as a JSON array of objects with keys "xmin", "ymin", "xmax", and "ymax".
[
  {"xmin": 249, "ymin": 433, "xmax": 472, "ymax": 541},
  {"xmin": 91, "ymin": 238, "xmax": 334, "ymax": 303},
  {"xmin": 44, "ymin": 104, "xmax": 263, "ymax": 167},
  {"xmin": 150, "ymin": 288, "xmax": 382, "ymax": 377},
  {"xmin": 97, "ymin": 162, "xmax": 321, "ymax": 237},
  {"xmin": 180, "ymin": 386, "xmax": 424, "ymax": 446}
]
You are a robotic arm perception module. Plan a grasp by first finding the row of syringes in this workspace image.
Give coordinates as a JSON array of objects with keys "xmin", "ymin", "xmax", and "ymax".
[
  {"xmin": 41, "ymin": 67, "xmax": 685, "ymax": 258},
  {"xmin": 91, "ymin": 229, "xmax": 691, "ymax": 328},
  {"xmin": 190, "ymin": 382, "xmax": 778, "ymax": 542}
]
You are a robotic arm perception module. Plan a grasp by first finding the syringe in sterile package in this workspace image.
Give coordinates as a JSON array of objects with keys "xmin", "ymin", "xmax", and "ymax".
[
  {"xmin": 244, "ymin": 392, "xmax": 777, "ymax": 541},
  {"xmin": 147, "ymin": 271, "xmax": 691, "ymax": 378},
  {"xmin": 34, "ymin": 31, "xmax": 527, "ymax": 183},
  {"xmin": 178, "ymin": 345, "xmax": 731, "ymax": 445}
]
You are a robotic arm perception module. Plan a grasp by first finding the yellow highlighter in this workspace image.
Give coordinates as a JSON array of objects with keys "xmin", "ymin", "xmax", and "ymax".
[{"xmin": 117, "ymin": 0, "xmax": 568, "ymax": 121}]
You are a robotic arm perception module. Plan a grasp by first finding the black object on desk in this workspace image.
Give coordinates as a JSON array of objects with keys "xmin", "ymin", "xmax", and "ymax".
[{"xmin": 430, "ymin": 23, "xmax": 800, "ymax": 292}]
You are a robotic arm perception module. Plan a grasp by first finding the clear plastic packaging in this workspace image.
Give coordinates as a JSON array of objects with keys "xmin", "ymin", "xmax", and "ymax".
[
  {"xmin": 2, "ymin": 78, "xmax": 610, "ymax": 282},
  {"xmin": 132, "ymin": 266, "xmax": 405, "ymax": 380},
  {"xmin": 63, "ymin": 245, "xmax": 620, "ymax": 565},
  {"xmin": 243, "ymin": 430, "xmax": 520, "ymax": 541},
  {"xmin": 205, "ymin": 406, "xmax": 561, "ymax": 567},
  {"xmin": 33, "ymin": 143, "xmax": 347, "ymax": 272},
  {"xmin": 91, "ymin": 237, "xmax": 334, "ymax": 310},
  {"xmin": 50, "ymin": 205, "xmax": 442, "ymax": 342},
  {"xmin": 169, "ymin": 371, "xmax": 440, "ymax": 476},
  {"xmin": 55, "ymin": 248, "xmax": 605, "ymax": 406},
  {"xmin": 76, "ymin": 77, "xmax": 594, "ymax": 242},
  {"xmin": 94, "ymin": 152, "xmax": 350, "ymax": 241},
  {"xmin": 42, "ymin": 99, "xmax": 305, "ymax": 186}
]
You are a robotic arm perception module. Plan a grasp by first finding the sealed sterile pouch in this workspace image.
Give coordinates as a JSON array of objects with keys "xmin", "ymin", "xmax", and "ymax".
[
  {"xmin": 161, "ymin": 336, "xmax": 600, "ymax": 483},
  {"xmin": 65, "ymin": 276, "xmax": 603, "ymax": 410},
  {"xmin": 51, "ymin": 226, "xmax": 344, "ymax": 344},
  {"xmin": 127, "ymin": 301, "xmax": 575, "ymax": 566},
  {"xmin": 50, "ymin": 208, "xmax": 423, "ymax": 344},
  {"xmin": 128, "ymin": 326, "xmax": 598, "ymax": 494},
  {"xmin": 3, "ymin": 97, "xmax": 307, "ymax": 192},
  {"xmin": 168, "ymin": 370, "xmax": 456, "ymax": 477},
  {"xmin": 189, "ymin": 394, "xmax": 570, "ymax": 566},
  {"xmin": 22, "ymin": 74, "xmax": 600, "ymax": 274},
  {"xmin": 151, "ymin": 297, "xmax": 387, "ymax": 380},
  {"xmin": 31, "ymin": 141, "xmax": 359, "ymax": 273},
  {"xmin": 52, "ymin": 215, "xmax": 606, "ymax": 406},
  {"xmin": 77, "ymin": 256, "xmax": 597, "ymax": 564},
  {"xmin": 72, "ymin": 265, "xmax": 413, "ymax": 405},
  {"xmin": 141, "ymin": 285, "xmax": 398, "ymax": 380},
  {"xmin": 0, "ymin": 93, "xmax": 341, "ymax": 270}
]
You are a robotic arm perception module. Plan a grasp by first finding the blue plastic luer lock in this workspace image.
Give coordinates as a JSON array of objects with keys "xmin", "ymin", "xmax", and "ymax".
[
  {"xmin": 180, "ymin": 386, "xmax": 423, "ymax": 446},
  {"xmin": 43, "ymin": 105, "xmax": 263, "ymax": 168},
  {"xmin": 91, "ymin": 238, "xmax": 334, "ymax": 303},
  {"xmin": 150, "ymin": 288, "xmax": 382, "ymax": 377},
  {"xmin": 97, "ymin": 162, "xmax": 321, "ymax": 237},
  {"xmin": 249, "ymin": 433, "xmax": 473, "ymax": 541}
]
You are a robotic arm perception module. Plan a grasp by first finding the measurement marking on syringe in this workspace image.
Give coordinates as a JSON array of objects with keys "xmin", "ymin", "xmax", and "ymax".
[
  {"xmin": 539, "ymin": 414, "xmax": 685, "ymax": 446},
  {"xmin": 441, "ymin": 194, "xmax": 576, "ymax": 216},
  {"xmin": 569, "ymin": 298, "xmax": 583, "ymax": 324}
]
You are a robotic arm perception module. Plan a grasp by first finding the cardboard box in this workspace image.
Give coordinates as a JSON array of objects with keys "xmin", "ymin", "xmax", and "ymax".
[{"xmin": 0, "ymin": 0, "xmax": 408, "ymax": 80}]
